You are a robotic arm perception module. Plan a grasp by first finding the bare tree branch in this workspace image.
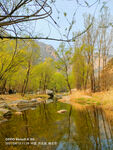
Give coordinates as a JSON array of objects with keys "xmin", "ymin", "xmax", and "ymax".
[{"xmin": 0, "ymin": 22, "xmax": 92, "ymax": 42}]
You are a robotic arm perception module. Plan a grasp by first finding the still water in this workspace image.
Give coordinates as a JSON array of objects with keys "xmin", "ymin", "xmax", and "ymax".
[{"xmin": 0, "ymin": 102, "xmax": 113, "ymax": 150}]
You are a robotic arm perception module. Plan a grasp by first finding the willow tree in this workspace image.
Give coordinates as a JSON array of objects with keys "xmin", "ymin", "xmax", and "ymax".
[
  {"xmin": 21, "ymin": 39, "xmax": 40, "ymax": 96},
  {"xmin": 73, "ymin": 44, "xmax": 89, "ymax": 90},
  {"xmin": 0, "ymin": 39, "xmax": 27, "ymax": 92},
  {"xmin": 55, "ymin": 43, "xmax": 72, "ymax": 93},
  {"xmin": 32, "ymin": 58, "xmax": 55, "ymax": 93}
]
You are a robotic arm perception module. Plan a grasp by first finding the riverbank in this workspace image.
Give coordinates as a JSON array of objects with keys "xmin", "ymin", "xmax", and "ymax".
[
  {"xmin": 59, "ymin": 89, "xmax": 113, "ymax": 111},
  {"xmin": 0, "ymin": 93, "xmax": 50, "ymax": 121},
  {"xmin": 0, "ymin": 89, "xmax": 113, "ymax": 111},
  {"xmin": 0, "ymin": 93, "xmax": 49, "ymax": 103}
]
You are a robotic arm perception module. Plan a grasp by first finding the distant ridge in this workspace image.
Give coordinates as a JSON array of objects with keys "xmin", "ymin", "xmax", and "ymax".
[{"xmin": 36, "ymin": 41, "xmax": 58, "ymax": 61}]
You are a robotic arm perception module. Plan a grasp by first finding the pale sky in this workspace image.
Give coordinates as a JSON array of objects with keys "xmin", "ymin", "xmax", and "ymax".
[{"xmin": 28, "ymin": 0, "xmax": 113, "ymax": 49}]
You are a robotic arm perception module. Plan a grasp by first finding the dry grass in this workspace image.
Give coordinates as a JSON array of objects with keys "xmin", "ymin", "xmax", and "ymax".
[
  {"xmin": 23, "ymin": 94, "xmax": 49, "ymax": 100},
  {"xmin": 0, "ymin": 94, "xmax": 22, "ymax": 103},
  {"xmin": 60, "ymin": 89, "xmax": 113, "ymax": 110},
  {"xmin": 0, "ymin": 93, "xmax": 49, "ymax": 103},
  {"xmin": 69, "ymin": 90, "xmax": 100, "ymax": 106},
  {"xmin": 92, "ymin": 88, "xmax": 113, "ymax": 110},
  {"xmin": 0, "ymin": 89, "xmax": 113, "ymax": 110}
]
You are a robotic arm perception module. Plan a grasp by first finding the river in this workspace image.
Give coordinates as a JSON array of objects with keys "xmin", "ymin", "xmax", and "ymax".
[{"xmin": 0, "ymin": 101, "xmax": 113, "ymax": 150}]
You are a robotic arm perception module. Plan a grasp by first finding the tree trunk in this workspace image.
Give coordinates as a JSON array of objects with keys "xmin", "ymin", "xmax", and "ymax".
[
  {"xmin": 98, "ymin": 48, "xmax": 101, "ymax": 91},
  {"xmin": 21, "ymin": 61, "xmax": 31, "ymax": 96}
]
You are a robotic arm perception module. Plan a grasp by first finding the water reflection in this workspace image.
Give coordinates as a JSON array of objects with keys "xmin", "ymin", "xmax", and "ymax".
[
  {"xmin": 0, "ymin": 102, "xmax": 112, "ymax": 150},
  {"xmin": 66, "ymin": 106, "xmax": 113, "ymax": 150}
]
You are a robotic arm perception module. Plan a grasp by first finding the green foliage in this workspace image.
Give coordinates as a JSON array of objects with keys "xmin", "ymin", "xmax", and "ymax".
[
  {"xmin": 0, "ymin": 39, "xmax": 40, "ymax": 92},
  {"xmin": 49, "ymin": 72, "xmax": 67, "ymax": 92},
  {"xmin": 31, "ymin": 58, "xmax": 55, "ymax": 92},
  {"xmin": 55, "ymin": 43, "xmax": 73, "ymax": 92},
  {"xmin": 72, "ymin": 44, "xmax": 90, "ymax": 89},
  {"xmin": 0, "ymin": 40, "xmax": 73, "ymax": 93}
]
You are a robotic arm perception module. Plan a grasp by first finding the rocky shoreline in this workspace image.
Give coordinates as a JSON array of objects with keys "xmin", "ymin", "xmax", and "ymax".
[
  {"xmin": 0, "ymin": 93, "xmax": 63, "ymax": 124},
  {"xmin": 0, "ymin": 98, "xmax": 51, "ymax": 123}
]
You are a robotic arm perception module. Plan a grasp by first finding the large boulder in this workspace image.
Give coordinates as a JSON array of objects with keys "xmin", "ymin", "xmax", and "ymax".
[
  {"xmin": 17, "ymin": 99, "xmax": 40, "ymax": 108},
  {"xmin": 46, "ymin": 90, "xmax": 54, "ymax": 99},
  {"xmin": 17, "ymin": 100, "xmax": 30, "ymax": 108},
  {"xmin": 29, "ymin": 99, "xmax": 40, "ymax": 106}
]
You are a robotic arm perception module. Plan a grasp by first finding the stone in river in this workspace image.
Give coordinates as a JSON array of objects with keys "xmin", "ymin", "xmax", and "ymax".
[{"xmin": 57, "ymin": 109, "xmax": 67, "ymax": 114}]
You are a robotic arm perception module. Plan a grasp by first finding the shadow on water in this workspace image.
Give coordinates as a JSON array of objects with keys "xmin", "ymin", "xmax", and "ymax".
[{"xmin": 0, "ymin": 101, "xmax": 112, "ymax": 150}]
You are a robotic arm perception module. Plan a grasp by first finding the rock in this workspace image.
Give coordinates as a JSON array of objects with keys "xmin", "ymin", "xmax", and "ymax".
[
  {"xmin": 15, "ymin": 112, "xmax": 22, "ymax": 115},
  {"xmin": 55, "ymin": 95, "xmax": 62, "ymax": 99},
  {"xmin": 10, "ymin": 106, "xmax": 20, "ymax": 111},
  {"xmin": 0, "ymin": 101, "xmax": 9, "ymax": 109},
  {"xmin": 17, "ymin": 100, "xmax": 29, "ymax": 107},
  {"xmin": 8, "ymin": 99, "xmax": 41, "ymax": 110},
  {"xmin": 46, "ymin": 89, "xmax": 54, "ymax": 99},
  {"xmin": 46, "ymin": 99, "xmax": 53, "ymax": 104},
  {"xmin": 31, "ymin": 99, "xmax": 38, "ymax": 103},
  {"xmin": 12, "ymin": 107, "xmax": 30, "ymax": 112},
  {"xmin": 30, "ymin": 99, "xmax": 41, "ymax": 105},
  {"xmin": 57, "ymin": 109, "xmax": 67, "ymax": 114},
  {"xmin": 8, "ymin": 100, "xmax": 27, "ymax": 107},
  {"xmin": 19, "ymin": 100, "xmax": 29, "ymax": 103},
  {"xmin": 46, "ymin": 89, "xmax": 53, "ymax": 94},
  {"xmin": 17, "ymin": 99, "xmax": 39, "ymax": 108},
  {"xmin": 8, "ymin": 100, "xmax": 27, "ymax": 110},
  {"xmin": 0, "ymin": 108, "xmax": 12, "ymax": 117}
]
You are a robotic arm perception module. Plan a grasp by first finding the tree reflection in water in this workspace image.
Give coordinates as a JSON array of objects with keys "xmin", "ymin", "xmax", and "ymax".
[
  {"xmin": 0, "ymin": 102, "xmax": 112, "ymax": 150},
  {"xmin": 63, "ymin": 105, "xmax": 113, "ymax": 150}
]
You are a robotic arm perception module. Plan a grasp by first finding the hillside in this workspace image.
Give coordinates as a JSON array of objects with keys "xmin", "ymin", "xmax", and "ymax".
[
  {"xmin": 36, "ymin": 41, "xmax": 58, "ymax": 61},
  {"xmin": 36, "ymin": 41, "xmax": 113, "ymax": 76}
]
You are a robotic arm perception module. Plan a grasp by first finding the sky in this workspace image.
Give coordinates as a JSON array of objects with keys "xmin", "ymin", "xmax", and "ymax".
[{"xmin": 27, "ymin": 0, "xmax": 113, "ymax": 50}]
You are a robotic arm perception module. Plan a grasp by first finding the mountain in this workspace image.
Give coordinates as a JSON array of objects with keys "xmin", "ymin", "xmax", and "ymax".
[
  {"xmin": 36, "ymin": 41, "xmax": 113, "ymax": 75},
  {"xmin": 36, "ymin": 41, "xmax": 58, "ymax": 61}
]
